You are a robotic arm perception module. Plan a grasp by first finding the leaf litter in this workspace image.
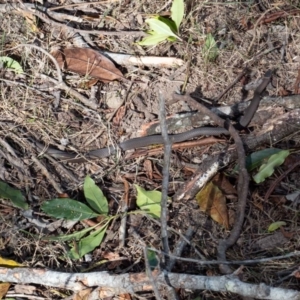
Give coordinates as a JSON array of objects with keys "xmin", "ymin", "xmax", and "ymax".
[
  {"xmin": 1, "ymin": 0, "xmax": 300, "ymax": 299},
  {"xmin": 53, "ymin": 48, "xmax": 124, "ymax": 82}
]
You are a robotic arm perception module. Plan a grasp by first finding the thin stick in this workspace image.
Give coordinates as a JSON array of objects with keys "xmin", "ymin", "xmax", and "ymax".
[
  {"xmin": 214, "ymin": 68, "xmax": 249, "ymax": 102},
  {"xmin": 147, "ymin": 249, "xmax": 300, "ymax": 265},
  {"xmin": 264, "ymin": 158, "xmax": 300, "ymax": 201},
  {"xmin": 48, "ymin": 0, "xmax": 119, "ymax": 11},
  {"xmin": 18, "ymin": 4, "xmax": 145, "ymax": 37},
  {"xmin": 158, "ymin": 91, "xmax": 179, "ymax": 300},
  {"xmin": 158, "ymin": 90, "xmax": 171, "ymax": 263},
  {"xmin": 143, "ymin": 247, "xmax": 163, "ymax": 300}
]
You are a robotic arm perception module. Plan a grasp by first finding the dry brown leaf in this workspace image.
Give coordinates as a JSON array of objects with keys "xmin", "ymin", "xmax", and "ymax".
[
  {"xmin": 73, "ymin": 288, "xmax": 92, "ymax": 300},
  {"xmin": 113, "ymin": 106, "xmax": 126, "ymax": 126},
  {"xmin": 212, "ymin": 173, "xmax": 237, "ymax": 197},
  {"xmin": 143, "ymin": 159, "xmax": 153, "ymax": 180},
  {"xmin": 119, "ymin": 294, "xmax": 132, "ymax": 300},
  {"xmin": 53, "ymin": 48, "xmax": 124, "ymax": 83},
  {"xmin": 0, "ymin": 282, "xmax": 10, "ymax": 300},
  {"xmin": 196, "ymin": 181, "xmax": 229, "ymax": 229},
  {"xmin": 102, "ymin": 252, "xmax": 121, "ymax": 260},
  {"xmin": 280, "ymin": 227, "xmax": 294, "ymax": 239}
]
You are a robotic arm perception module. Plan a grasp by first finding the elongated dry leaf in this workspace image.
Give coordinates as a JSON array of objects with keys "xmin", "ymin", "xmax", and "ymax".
[{"xmin": 53, "ymin": 48, "xmax": 124, "ymax": 83}]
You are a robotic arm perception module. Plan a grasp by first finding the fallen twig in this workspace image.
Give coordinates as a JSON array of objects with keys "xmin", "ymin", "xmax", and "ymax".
[
  {"xmin": 1, "ymin": 267, "xmax": 299, "ymax": 299},
  {"xmin": 4, "ymin": 2, "xmax": 145, "ymax": 37},
  {"xmin": 264, "ymin": 157, "xmax": 300, "ymax": 201},
  {"xmin": 148, "ymin": 249, "xmax": 300, "ymax": 266},
  {"xmin": 158, "ymin": 90, "xmax": 172, "ymax": 263}
]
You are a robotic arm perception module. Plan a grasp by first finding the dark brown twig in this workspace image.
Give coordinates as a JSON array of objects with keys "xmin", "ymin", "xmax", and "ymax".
[
  {"xmin": 166, "ymin": 227, "xmax": 194, "ymax": 271},
  {"xmin": 214, "ymin": 68, "xmax": 249, "ymax": 102},
  {"xmin": 257, "ymin": 9, "xmax": 300, "ymax": 27},
  {"xmin": 148, "ymin": 248, "xmax": 300, "ymax": 265},
  {"xmin": 14, "ymin": 3, "xmax": 146, "ymax": 37},
  {"xmin": 294, "ymin": 69, "xmax": 300, "ymax": 94},
  {"xmin": 264, "ymin": 158, "xmax": 300, "ymax": 201},
  {"xmin": 158, "ymin": 91, "xmax": 179, "ymax": 300}
]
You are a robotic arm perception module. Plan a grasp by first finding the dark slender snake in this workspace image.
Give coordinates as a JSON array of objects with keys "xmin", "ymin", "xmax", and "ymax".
[{"xmin": 32, "ymin": 70, "xmax": 272, "ymax": 163}]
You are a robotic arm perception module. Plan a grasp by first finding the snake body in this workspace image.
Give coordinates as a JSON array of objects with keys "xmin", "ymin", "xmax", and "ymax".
[{"xmin": 33, "ymin": 70, "xmax": 272, "ymax": 163}]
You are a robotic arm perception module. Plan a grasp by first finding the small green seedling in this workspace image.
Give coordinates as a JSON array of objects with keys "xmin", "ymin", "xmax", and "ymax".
[
  {"xmin": 0, "ymin": 56, "xmax": 24, "ymax": 74},
  {"xmin": 41, "ymin": 176, "xmax": 109, "ymax": 259},
  {"xmin": 41, "ymin": 178, "xmax": 168, "ymax": 258},
  {"xmin": 202, "ymin": 33, "xmax": 218, "ymax": 62},
  {"xmin": 138, "ymin": 0, "xmax": 184, "ymax": 45},
  {"xmin": 253, "ymin": 150, "xmax": 290, "ymax": 183}
]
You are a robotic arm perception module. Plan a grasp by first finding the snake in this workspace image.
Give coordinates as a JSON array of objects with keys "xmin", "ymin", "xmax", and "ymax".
[{"xmin": 32, "ymin": 70, "xmax": 272, "ymax": 163}]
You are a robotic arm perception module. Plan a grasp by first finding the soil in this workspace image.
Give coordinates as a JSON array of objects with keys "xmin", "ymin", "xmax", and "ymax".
[{"xmin": 0, "ymin": 0, "xmax": 300, "ymax": 299}]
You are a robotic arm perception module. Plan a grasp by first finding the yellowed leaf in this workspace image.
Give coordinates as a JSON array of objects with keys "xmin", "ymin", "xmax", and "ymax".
[
  {"xmin": 0, "ymin": 256, "xmax": 22, "ymax": 267},
  {"xmin": 196, "ymin": 181, "xmax": 229, "ymax": 229},
  {"xmin": 0, "ymin": 282, "xmax": 10, "ymax": 299}
]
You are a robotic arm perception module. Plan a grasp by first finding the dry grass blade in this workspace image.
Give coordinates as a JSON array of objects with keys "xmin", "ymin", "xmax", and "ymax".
[{"xmin": 53, "ymin": 48, "xmax": 124, "ymax": 82}]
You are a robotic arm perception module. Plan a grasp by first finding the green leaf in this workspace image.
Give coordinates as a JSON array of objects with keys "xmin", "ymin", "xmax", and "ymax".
[
  {"xmin": 138, "ymin": 33, "xmax": 170, "ymax": 45},
  {"xmin": 41, "ymin": 198, "xmax": 100, "ymax": 221},
  {"xmin": 157, "ymin": 16, "xmax": 177, "ymax": 33},
  {"xmin": 83, "ymin": 176, "xmax": 108, "ymax": 215},
  {"xmin": 0, "ymin": 181, "xmax": 28, "ymax": 209},
  {"xmin": 203, "ymin": 33, "xmax": 218, "ymax": 62},
  {"xmin": 0, "ymin": 56, "xmax": 24, "ymax": 74},
  {"xmin": 253, "ymin": 150, "xmax": 290, "ymax": 183},
  {"xmin": 69, "ymin": 225, "xmax": 107, "ymax": 259},
  {"xmin": 233, "ymin": 148, "xmax": 283, "ymax": 173},
  {"xmin": 171, "ymin": 0, "xmax": 184, "ymax": 32},
  {"xmin": 145, "ymin": 19, "xmax": 178, "ymax": 38},
  {"xmin": 135, "ymin": 184, "xmax": 163, "ymax": 218},
  {"xmin": 167, "ymin": 36, "xmax": 177, "ymax": 42},
  {"xmin": 268, "ymin": 221, "xmax": 286, "ymax": 232}
]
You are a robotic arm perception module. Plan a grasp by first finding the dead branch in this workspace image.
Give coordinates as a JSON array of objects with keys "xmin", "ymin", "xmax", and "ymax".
[
  {"xmin": 0, "ymin": 267, "xmax": 299, "ymax": 299},
  {"xmin": 173, "ymin": 108, "xmax": 300, "ymax": 201}
]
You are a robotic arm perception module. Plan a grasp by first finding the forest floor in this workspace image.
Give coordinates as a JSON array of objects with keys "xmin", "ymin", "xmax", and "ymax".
[{"xmin": 0, "ymin": 0, "xmax": 300, "ymax": 299}]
